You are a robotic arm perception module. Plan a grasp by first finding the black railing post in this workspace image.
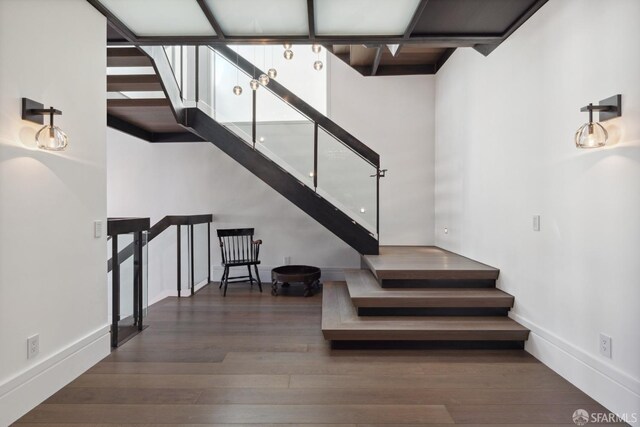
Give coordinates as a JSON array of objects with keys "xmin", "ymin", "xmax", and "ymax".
[
  {"xmin": 190, "ymin": 224, "xmax": 195, "ymax": 296},
  {"xmin": 177, "ymin": 225, "xmax": 181, "ymax": 297},
  {"xmin": 207, "ymin": 222, "xmax": 211, "ymax": 284},
  {"xmin": 134, "ymin": 231, "xmax": 144, "ymax": 331},
  {"xmin": 376, "ymin": 170, "xmax": 380, "ymax": 238},
  {"xmin": 252, "ymin": 89, "xmax": 257, "ymax": 148},
  {"xmin": 313, "ymin": 122, "xmax": 318, "ymax": 190},
  {"xmin": 111, "ymin": 235, "xmax": 119, "ymax": 348}
]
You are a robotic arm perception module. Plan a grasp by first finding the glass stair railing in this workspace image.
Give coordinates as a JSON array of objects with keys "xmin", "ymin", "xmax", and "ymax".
[{"xmin": 142, "ymin": 45, "xmax": 381, "ymax": 254}]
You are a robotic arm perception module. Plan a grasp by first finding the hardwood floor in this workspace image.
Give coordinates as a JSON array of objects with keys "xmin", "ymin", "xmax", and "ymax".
[{"xmin": 16, "ymin": 284, "xmax": 624, "ymax": 426}]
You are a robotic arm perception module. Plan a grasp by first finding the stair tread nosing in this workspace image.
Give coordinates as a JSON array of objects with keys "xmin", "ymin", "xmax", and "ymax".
[
  {"xmin": 345, "ymin": 270, "xmax": 514, "ymax": 308},
  {"xmin": 322, "ymin": 282, "xmax": 530, "ymax": 341}
]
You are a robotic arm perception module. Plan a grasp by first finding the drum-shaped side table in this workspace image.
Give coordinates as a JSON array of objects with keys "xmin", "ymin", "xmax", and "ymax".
[{"xmin": 271, "ymin": 265, "xmax": 321, "ymax": 297}]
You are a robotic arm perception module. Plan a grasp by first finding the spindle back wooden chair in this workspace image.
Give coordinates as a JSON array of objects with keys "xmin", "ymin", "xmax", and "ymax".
[{"xmin": 217, "ymin": 228, "xmax": 262, "ymax": 296}]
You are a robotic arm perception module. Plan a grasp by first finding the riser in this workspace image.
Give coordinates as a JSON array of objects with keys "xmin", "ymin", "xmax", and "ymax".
[
  {"xmin": 330, "ymin": 340, "xmax": 525, "ymax": 350},
  {"xmin": 357, "ymin": 307, "xmax": 510, "ymax": 316},
  {"xmin": 380, "ymin": 279, "xmax": 496, "ymax": 288}
]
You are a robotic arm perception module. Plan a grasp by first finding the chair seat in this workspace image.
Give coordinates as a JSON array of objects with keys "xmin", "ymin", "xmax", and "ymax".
[{"xmin": 223, "ymin": 260, "xmax": 261, "ymax": 267}]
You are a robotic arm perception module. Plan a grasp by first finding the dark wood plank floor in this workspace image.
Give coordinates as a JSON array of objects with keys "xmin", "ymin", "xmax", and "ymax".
[{"xmin": 16, "ymin": 283, "xmax": 624, "ymax": 426}]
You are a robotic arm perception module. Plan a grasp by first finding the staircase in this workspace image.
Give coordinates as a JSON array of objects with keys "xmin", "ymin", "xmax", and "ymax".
[
  {"xmin": 322, "ymin": 246, "xmax": 530, "ymax": 348},
  {"xmin": 106, "ymin": 45, "xmax": 380, "ymax": 255}
]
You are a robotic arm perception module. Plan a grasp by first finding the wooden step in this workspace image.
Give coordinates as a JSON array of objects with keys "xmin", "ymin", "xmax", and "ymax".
[
  {"xmin": 107, "ymin": 74, "xmax": 163, "ymax": 92},
  {"xmin": 345, "ymin": 269, "xmax": 514, "ymax": 315},
  {"xmin": 107, "ymin": 98, "xmax": 185, "ymax": 133},
  {"xmin": 363, "ymin": 246, "xmax": 500, "ymax": 287},
  {"xmin": 322, "ymin": 282, "xmax": 530, "ymax": 344},
  {"xmin": 107, "ymin": 47, "xmax": 152, "ymax": 67}
]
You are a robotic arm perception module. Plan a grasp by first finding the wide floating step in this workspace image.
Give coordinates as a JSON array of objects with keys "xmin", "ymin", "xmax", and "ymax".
[
  {"xmin": 322, "ymin": 282, "xmax": 529, "ymax": 346},
  {"xmin": 345, "ymin": 269, "xmax": 514, "ymax": 315},
  {"xmin": 363, "ymin": 246, "xmax": 500, "ymax": 287}
]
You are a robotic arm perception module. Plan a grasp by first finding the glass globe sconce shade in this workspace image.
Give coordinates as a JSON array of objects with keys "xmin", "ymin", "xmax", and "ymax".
[
  {"xmin": 312, "ymin": 44, "xmax": 322, "ymax": 54},
  {"xmin": 233, "ymin": 85, "xmax": 243, "ymax": 96},
  {"xmin": 268, "ymin": 68, "xmax": 278, "ymax": 79},
  {"xmin": 313, "ymin": 60, "xmax": 323, "ymax": 71},
  {"xmin": 21, "ymin": 98, "xmax": 68, "ymax": 151},
  {"xmin": 575, "ymin": 121, "xmax": 608, "ymax": 148},
  {"xmin": 250, "ymin": 79, "xmax": 260, "ymax": 91},
  {"xmin": 575, "ymin": 95, "xmax": 622, "ymax": 149},
  {"xmin": 259, "ymin": 73, "xmax": 270, "ymax": 86},
  {"xmin": 284, "ymin": 49, "xmax": 294, "ymax": 60},
  {"xmin": 36, "ymin": 125, "xmax": 68, "ymax": 151}
]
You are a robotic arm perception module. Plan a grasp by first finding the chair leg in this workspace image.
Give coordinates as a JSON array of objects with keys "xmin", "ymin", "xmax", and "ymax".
[
  {"xmin": 247, "ymin": 265, "xmax": 254, "ymax": 286},
  {"xmin": 219, "ymin": 266, "xmax": 227, "ymax": 289},
  {"xmin": 254, "ymin": 265, "xmax": 262, "ymax": 292},
  {"xmin": 223, "ymin": 270, "xmax": 229, "ymax": 297}
]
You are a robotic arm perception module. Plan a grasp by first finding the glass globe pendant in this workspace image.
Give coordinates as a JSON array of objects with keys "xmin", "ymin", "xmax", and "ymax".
[
  {"xmin": 575, "ymin": 103, "xmax": 608, "ymax": 148},
  {"xmin": 312, "ymin": 44, "xmax": 321, "ymax": 54},
  {"xmin": 233, "ymin": 85, "xmax": 243, "ymax": 96},
  {"xmin": 259, "ymin": 73, "xmax": 270, "ymax": 86},
  {"xmin": 313, "ymin": 60, "xmax": 323, "ymax": 71},
  {"xmin": 36, "ymin": 107, "xmax": 68, "ymax": 151},
  {"xmin": 283, "ymin": 43, "xmax": 292, "ymax": 50},
  {"xmin": 268, "ymin": 68, "xmax": 277, "ymax": 79},
  {"xmin": 250, "ymin": 79, "xmax": 259, "ymax": 91},
  {"xmin": 284, "ymin": 49, "xmax": 294, "ymax": 60}
]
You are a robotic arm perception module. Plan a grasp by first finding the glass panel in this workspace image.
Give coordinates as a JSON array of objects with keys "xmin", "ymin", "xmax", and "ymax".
[
  {"xmin": 117, "ymin": 233, "xmax": 135, "ymax": 328},
  {"xmin": 142, "ymin": 231, "xmax": 149, "ymax": 317},
  {"xmin": 204, "ymin": 0, "xmax": 308, "ymax": 36},
  {"xmin": 98, "ymin": 0, "xmax": 216, "ymax": 36},
  {"xmin": 255, "ymin": 88, "xmax": 315, "ymax": 187},
  {"xmin": 199, "ymin": 47, "xmax": 253, "ymax": 144},
  {"xmin": 315, "ymin": 0, "xmax": 421, "ymax": 35},
  {"xmin": 192, "ymin": 224, "xmax": 210, "ymax": 286},
  {"xmin": 317, "ymin": 127, "xmax": 377, "ymax": 233}
]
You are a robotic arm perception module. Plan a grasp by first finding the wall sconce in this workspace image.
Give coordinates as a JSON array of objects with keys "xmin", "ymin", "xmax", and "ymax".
[
  {"xmin": 21, "ymin": 98, "xmax": 68, "ymax": 151},
  {"xmin": 575, "ymin": 94, "xmax": 621, "ymax": 148}
]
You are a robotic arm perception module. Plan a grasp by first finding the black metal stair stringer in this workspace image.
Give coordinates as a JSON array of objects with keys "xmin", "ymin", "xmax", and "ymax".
[{"xmin": 183, "ymin": 107, "xmax": 379, "ymax": 255}]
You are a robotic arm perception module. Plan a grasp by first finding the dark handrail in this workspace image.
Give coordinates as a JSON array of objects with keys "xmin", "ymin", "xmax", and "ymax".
[
  {"xmin": 107, "ymin": 214, "xmax": 212, "ymax": 272},
  {"xmin": 211, "ymin": 45, "xmax": 380, "ymax": 168}
]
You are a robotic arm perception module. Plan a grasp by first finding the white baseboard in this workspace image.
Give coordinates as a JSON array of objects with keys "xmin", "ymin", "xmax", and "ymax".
[
  {"xmin": 512, "ymin": 313, "xmax": 640, "ymax": 426},
  {"xmin": 0, "ymin": 325, "xmax": 110, "ymax": 426}
]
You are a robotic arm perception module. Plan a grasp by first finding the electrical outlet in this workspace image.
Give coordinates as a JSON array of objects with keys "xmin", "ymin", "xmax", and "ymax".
[
  {"xmin": 94, "ymin": 220, "xmax": 103, "ymax": 238},
  {"xmin": 27, "ymin": 334, "xmax": 39, "ymax": 359},
  {"xmin": 533, "ymin": 215, "xmax": 541, "ymax": 231},
  {"xmin": 283, "ymin": 256, "xmax": 291, "ymax": 265},
  {"xmin": 599, "ymin": 333, "xmax": 612, "ymax": 358}
]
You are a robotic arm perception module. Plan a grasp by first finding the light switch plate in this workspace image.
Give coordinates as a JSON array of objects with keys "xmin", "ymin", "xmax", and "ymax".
[
  {"xmin": 94, "ymin": 220, "xmax": 103, "ymax": 238},
  {"xmin": 533, "ymin": 215, "xmax": 541, "ymax": 231}
]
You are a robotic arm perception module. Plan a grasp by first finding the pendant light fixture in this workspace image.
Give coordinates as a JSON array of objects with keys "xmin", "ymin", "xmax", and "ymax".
[
  {"xmin": 233, "ymin": 46, "xmax": 242, "ymax": 96},
  {"xmin": 259, "ymin": 45, "xmax": 270, "ymax": 86},
  {"xmin": 313, "ymin": 44, "xmax": 323, "ymax": 71},
  {"xmin": 250, "ymin": 46, "xmax": 259, "ymax": 91},
  {"xmin": 268, "ymin": 46, "xmax": 277, "ymax": 79},
  {"xmin": 284, "ymin": 42, "xmax": 294, "ymax": 60},
  {"xmin": 574, "ymin": 94, "xmax": 622, "ymax": 148}
]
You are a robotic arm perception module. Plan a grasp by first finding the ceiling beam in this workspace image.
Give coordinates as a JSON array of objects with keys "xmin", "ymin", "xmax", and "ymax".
[
  {"xmin": 434, "ymin": 48, "xmax": 456, "ymax": 72},
  {"xmin": 371, "ymin": 46, "xmax": 383, "ymax": 76},
  {"xmin": 307, "ymin": 0, "xmax": 316, "ymax": 39},
  {"xmin": 87, "ymin": 0, "xmax": 137, "ymax": 43},
  {"xmin": 474, "ymin": 0, "xmax": 548, "ymax": 56},
  {"xmin": 404, "ymin": 0, "xmax": 430, "ymax": 39},
  {"xmin": 355, "ymin": 64, "xmax": 436, "ymax": 77},
  {"xmin": 196, "ymin": 0, "xmax": 225, "ymax": 39},
  {"xmin": 106, "ymin": 34, "xmax": 502, "ymax": 46}
]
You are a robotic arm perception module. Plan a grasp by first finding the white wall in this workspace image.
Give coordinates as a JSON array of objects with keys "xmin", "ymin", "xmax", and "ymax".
[
  {"xmin": 0, "ymin": 0, "xmax": 109, "ymax": 424},
  {"xmin": 434, "ymin": 0, "xmax": 640, "ymax": 421},
  {"xmin": 328, "ymin": 55, "xmax": 436, "ymax": 245},
  {"xmin": 107, "ymin": 128, "xmax": 361, "ymax": 303}
]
